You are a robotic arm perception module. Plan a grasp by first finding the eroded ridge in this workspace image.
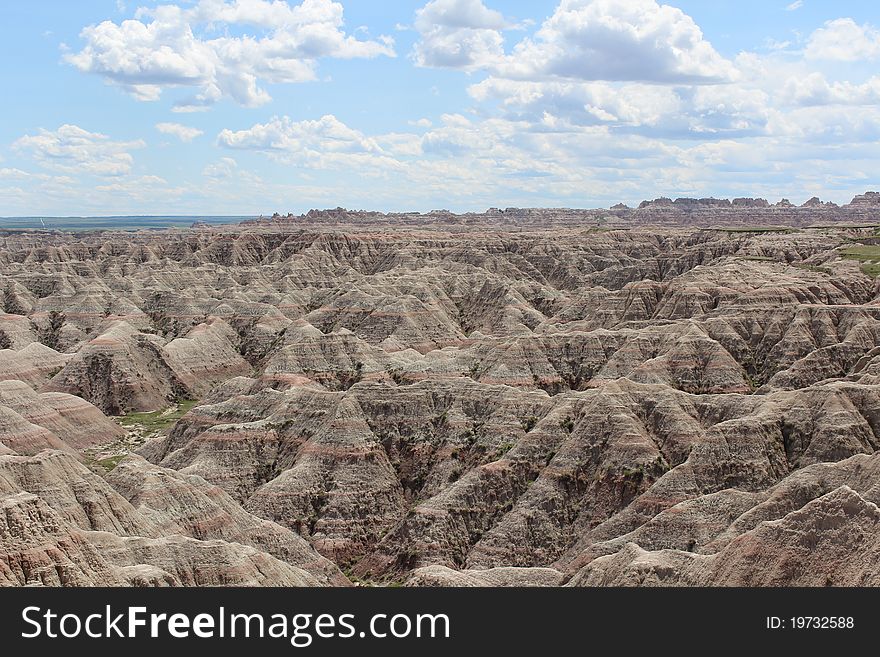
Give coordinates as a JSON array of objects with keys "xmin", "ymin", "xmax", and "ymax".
[{"xmin": 2, "ymin": 211, "xmax": 879, "ymax": 586}]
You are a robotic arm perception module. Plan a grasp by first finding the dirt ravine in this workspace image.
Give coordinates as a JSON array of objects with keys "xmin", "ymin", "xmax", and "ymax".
[{"xmin": 2, "ymin": 211, "xmax": 879, "ymax": 586}]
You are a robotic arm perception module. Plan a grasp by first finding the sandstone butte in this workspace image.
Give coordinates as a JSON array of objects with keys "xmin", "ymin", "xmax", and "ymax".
[{"xmin": 2, "ymin": 193, "xmax": 880, "ymax": 587}]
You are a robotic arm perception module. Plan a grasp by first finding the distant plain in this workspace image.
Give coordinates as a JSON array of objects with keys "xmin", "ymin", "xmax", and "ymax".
[{"xmin": 0, "ymin": 216, "xmax": 252, "ymax": 231}]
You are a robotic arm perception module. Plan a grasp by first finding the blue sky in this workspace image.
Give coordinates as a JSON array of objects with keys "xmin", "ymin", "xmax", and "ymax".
[{"xmin": 1, "ymin": 0, "xmax": 878, "ymax": 216}]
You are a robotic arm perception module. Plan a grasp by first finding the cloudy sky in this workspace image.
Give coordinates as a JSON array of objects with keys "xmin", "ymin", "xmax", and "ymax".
[{"xmin": 1, "ymin": 0, "xmax": 878, "ymax": 216}]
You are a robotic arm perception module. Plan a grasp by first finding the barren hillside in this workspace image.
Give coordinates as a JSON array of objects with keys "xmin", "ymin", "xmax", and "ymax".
[{"xmin": 2, "ymin": 207, "xmax": 880, "ymax": 586}]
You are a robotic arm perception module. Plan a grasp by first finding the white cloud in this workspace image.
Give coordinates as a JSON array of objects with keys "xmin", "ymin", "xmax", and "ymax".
[
  {"xmin": 412, "ymin": 0, "xmax": 737, "ymax": 88},
  {"xmin": 201, "ymin": 156, "xmax": 264, "ymax": 184},
  {"xmin": 452, "ymin": 7, "xmax": 880, "ymax": 155},
  {"xmin": 0, "ymin": 168, "xmax": 32, "ymax": 180},
  {"xmin": 782, "ymin": 72, "xmax": 880, "ymax": 107},
  {"xmin": 66, "ymin": 0, "xmax": 395, "ymax": 110},
  {"xmin": 203, "ymin": 157, "xmax": 240, "ymax": 178},
  {"xmin": 156, "ymin": 122, "xmax": 204, "ymax": 142},
  {"xmin": 417, "ymin": 0, "xmax": 507, "ymax": 30},
  {"xmin": 217, "ymin": 114, "xmax": 404, "ymax": 172},
  {"xmin": 16, "ymin": 4, "xmax": 879, "ymax": 213},
  {"xmin": 94, "ymin": 174, "xmax": 172, "ymax": 194},
  {"xmin": 785, "ymin": 1, "xmax": 803, "ymax": 11},
  {"xmin": 805, "ymin": 18, "xmax": 880, "ymax": 61},
  {"xmin": 218, "ymin": 114, "xmax": 382, "ymax": 153},
  {"xmin": 763, "ymin": 38, "xmax": 792, "ymax": 51},
  {"xmin": 469, "ymin": 77, "xmax": 680, "ymax": 127},
  {"xmin": 468, "ymin": 74, "xmax": 771, "ymax": 139},
  {"xmin": 12, "ymin": 124, "xmax": 145, "ymax": 177},
  {"xmin": 498, "ymin": 0, "xmax": 736, "ymax": 84},
  {"xmin": 202, "ymin": 3, "xmax": 880, "ymax": 209},
  {"xmin": 412, "ymin": 0, "xmax": 509, "ymax": 70},
  {"xmin": 213, "ymin": 110, "xmax": 693, "ymax": 206},
  {"xmin": 0, "ymin": 167, "xmax": 191, "ymax": 216},
  {"xmin": 208, "ymin": 97, "xmax": 878, "ymax": 209},
  {"xmin": 375, "ymin": 132, "xmax": 425, "ymax": 157}
]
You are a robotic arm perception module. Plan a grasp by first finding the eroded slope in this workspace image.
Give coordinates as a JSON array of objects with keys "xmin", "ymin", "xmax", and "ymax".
[{"xmin": 1, "ymin": 218, "xmax": 879, "ymax": 586}]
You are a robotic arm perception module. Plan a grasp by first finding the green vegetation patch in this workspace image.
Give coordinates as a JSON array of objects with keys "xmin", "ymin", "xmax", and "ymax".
[
  {"xmin": 96, "ymin": 454, "xmax": 127, "ymax": 471},
  {"xmin": 715, "ymin": 226, "xmax": 799, "ymax": 234},
  {"xmin": 119, "ymin": 398, "xmax": 199, "ymax": 431},
  {"xmin": 791, "ymin": 263, "xmax": 832, "ymax": 275},
  {"xmin": 840, "ymin": 245, "xmax": 880, "ymax": 277}
]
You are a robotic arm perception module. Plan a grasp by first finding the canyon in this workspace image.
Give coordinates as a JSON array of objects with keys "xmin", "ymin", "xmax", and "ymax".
[{"xmin": 1, "ymin": 195, "xmax": 879, "ymax": 587}]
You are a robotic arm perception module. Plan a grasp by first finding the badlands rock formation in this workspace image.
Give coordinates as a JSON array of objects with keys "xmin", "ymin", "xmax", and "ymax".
[{"xmin": 1, "ymin": 199, "xmax": 880, "ymax": 586}]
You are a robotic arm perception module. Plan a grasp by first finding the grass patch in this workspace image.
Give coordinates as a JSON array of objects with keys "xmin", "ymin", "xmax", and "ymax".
[
  {"xmin": 743, "ymin": 372, "xmax": 759, "ymax": 393},
  {"xmin": 715, "ymin": 226, "xmax": 799, "ymax": 234},
  {"xmin": 498, "ymin": 440, "xmax": 515, "ymax": 454},
  {"xmin": 519, "ymin": 415, "xmax": 538, "ymax": 433},
  {"xmin": 342, "ymin": 568, "xmax": 377, "ymax": 587},
  {"xmin": 840, "ymin": 245, "xmax": 880, "ymax": 278},
  {"xmin": 738, "ymin": 255, "xmax": 775, "ymax": 261},
  {"xmin": 119, "ymin": 398, "xmax": 199, "ymax": 431},
  {"xmin": 96, "ymin": 454, "xmax": 127, "ymax": 471},
  {"xmin": 808, "ymin": 224, "xmax": 880, "ymax": 230},
  {"xmin": 791, "ymin": 263, "xmax": 832, "ymax": 275}
]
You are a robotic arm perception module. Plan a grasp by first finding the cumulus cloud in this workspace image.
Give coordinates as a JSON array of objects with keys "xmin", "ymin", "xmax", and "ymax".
[
  {"xmin": 214, "ymin": 110, "xmax": 683, "ymax": 203},
  {"xmin": 469, "ymin": 77, "xmax": 679, "ymax": 127},
  {"xmin": 805, "ymin": 18, "xmax": 880, "ymax": 61},
  {"xmin": 452, "ymin": 5, "xmax": 880, "ymax": 150},
  {"xmin": 156, "ymin": 122, "xmax": 204, "ymax": 142},
  {"xmin": 66, "ymin": 0, "xmax": 395, "ymax": 109},
  {"xmin": 498, "ymin": 0, "xmax": 736, "ymax": 84},
  {"xmin": 412, "ymin": 0, "xmax": 509, "ymax": 70},
  {"xmin": 217, "ymin": 114, "xmax": 405, "ymax": 172},
  {"xmin": 22, "ymin": 3, "xmax": 880, "ymax": 212},
  {"xmin": 219, "ymin": 114, "xmax": 381, "ymax": 152},
  {"xmin": 13, "ymin": 124, "xmax": 145, "ymax": 176},
  {"xmin": 785, "ymin": 1, "xmax": 803, "ymax": 11},
  {"xmin": 413, "ymin": 0, "xmax": 735, "ymax": 83},
  {"xmin": 417, "ymin": 0, "xmax": 507, "ymax": 30},
  {"xmin": 782, "ymin": 72, "xmax": 880, "ymax": 106},
  {"xmin": 203, "ymin": 157, "xmax": 240, "ymax": 178},
  {"xmin": 468, "ymin": 76, "xmax": 770, "ymax": 140}
]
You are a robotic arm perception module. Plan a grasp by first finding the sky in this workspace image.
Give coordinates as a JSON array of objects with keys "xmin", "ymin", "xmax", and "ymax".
[{"xmin": 0, "ymin": 0, "xmax": 879, "ymax": 216}]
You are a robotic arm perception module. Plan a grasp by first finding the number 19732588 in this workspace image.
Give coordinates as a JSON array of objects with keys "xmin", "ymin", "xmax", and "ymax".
[{"xmin": 766, "ymin": 617, "xmax": 854, "ymax": 630}]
